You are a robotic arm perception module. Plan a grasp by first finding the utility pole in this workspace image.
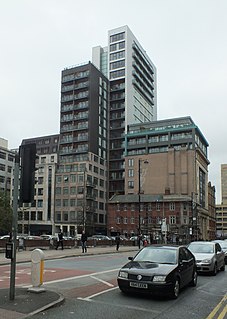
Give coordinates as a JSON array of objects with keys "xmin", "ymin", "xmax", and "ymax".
[{"xmin": 10, "ymin": 153, "xmax": 19, "ymax": 300}]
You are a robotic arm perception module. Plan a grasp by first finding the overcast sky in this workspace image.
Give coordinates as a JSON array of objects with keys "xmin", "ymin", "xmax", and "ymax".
[{"xmin": 1, "ymin": 0, "xmax": 226, "ymax": 203}]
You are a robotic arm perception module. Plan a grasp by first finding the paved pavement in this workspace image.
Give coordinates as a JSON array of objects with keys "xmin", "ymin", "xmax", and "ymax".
[{"xmin": 0, "ymin": 244, "xmax": 139, "ymax": 319}]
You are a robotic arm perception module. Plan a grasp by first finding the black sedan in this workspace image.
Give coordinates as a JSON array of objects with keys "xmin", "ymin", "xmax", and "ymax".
[{"xmin": 117, "ymin": 245, "xmax": 197, "ymax": 299}]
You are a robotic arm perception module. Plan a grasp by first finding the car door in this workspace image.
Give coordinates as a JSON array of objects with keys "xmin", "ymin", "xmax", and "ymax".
[
  {"xmin": 215, "ymin": 243, "xmax": 224, "ymax": 269},
  {"xmin": 178, "ymin": 247, "xmax": 191, "ymax": 287}
]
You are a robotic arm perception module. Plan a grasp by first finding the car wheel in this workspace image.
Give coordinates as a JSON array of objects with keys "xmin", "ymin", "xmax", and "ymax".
[
  {"xmin": 212, "ymin": 263, "xmax": 217, "ymax": 276},
  {"xmin": 190, "ymin": 270, "xmax": 197, "ymax": 287},
  {"xmin": 170, "ymin": 279, "xmax": 180, "ymax": 299},
  {"xmin": 220, "ymin": 262, "xmax": 225, "ymax": 271}
]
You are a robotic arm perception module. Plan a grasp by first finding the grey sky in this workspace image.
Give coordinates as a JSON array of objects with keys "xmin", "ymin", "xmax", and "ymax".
[{"xmin": 1, "ymin": 0, "xmax": 226, "ymax": 203}]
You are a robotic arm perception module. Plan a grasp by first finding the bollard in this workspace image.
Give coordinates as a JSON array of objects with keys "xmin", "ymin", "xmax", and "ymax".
[{"xmin": 28, "ymin": 248, "xmax": 45, "ymax": 293}]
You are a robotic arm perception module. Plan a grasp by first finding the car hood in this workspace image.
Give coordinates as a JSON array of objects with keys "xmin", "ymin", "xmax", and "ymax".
[
  {"xmin": 192, "ymin": 253, "xmax": 214, "ymax": 260},
  {"xmin": 121, "ymin": 261, "xmax": 177, "ymax": 275}
]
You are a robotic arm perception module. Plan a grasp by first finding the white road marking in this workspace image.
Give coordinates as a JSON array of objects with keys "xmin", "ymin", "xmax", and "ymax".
[
  {"xmin": 78, "ymin": 286, "xmax": 118, "ymax": 300},
  {"xmin": 90, "ymin": 275, "xmax": 114, "ymax": 287},
  {"xmin": 43, "ymin": 268, "xmax": 119, "ymax": 286}
]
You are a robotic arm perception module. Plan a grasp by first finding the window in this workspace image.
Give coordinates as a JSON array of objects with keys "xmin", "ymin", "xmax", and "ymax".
[
  {"xmin": 123, "ymin": 217, "xmax": 128, "ymax": 224},
  {"xmin": 0, "ymin": 164, "xmax": 5, "ymax": 171},
  {"xmin": 0, "ymin": 151, "xmax": 6, "ymax": 159},
  {"xmin": 38, "ymin": 177, "xmax": 44, "ymax": 184},
  {"xmin": 169, "ymin": 202, "xmax": 175, "ymax": 211},
  {"xmin": 37, "ymin": 211, "xmax": 43, "ymax": 221},
  {"xmin": 128, "ymin": 158, "xmax": 134, "ymax": 167},
  {"xmin": 56, "ymin": 212, "xmax": 61, "ymax": 222},
  {"xmin": 63, "ymin": 213, "xmax": 68, "ymax": 221},
  {"xmin": 130, "ymin": 217, "xmax": 135, "ymax": 224},
  {"xmin": 169, "ymin": 216, "xmax": 176, "ymax": 224},
  {"xmin": 37, "ymin": 200, "xmax": 43, "ymax": 207},
  {"xmin": 128, "ymin": 169, "xmax": 134, "ymax": 177},
  {"xmin": 110, "ymin": 32, "xmax": 125, "ymax": 43},
  {"xmin": 116, "ymin": 217, "xmax": 121, "ymax": 224},
  {"xmin": 128, "ymin": 181, "xmax": 134, "ymax": 189},
  {"xmin": 41, "ymin": 157, "xmax": 46, "ymax": 163},
  {"xmin": 99, "ymin": 214, "xmax": 104, "ymax": 223},
  {"xmin": 31, "ymin": 212, "xmax": 36, "ymax": 220},
  {"xmin": 56, "ymin": 187, "xmax": 61, "ymax": 195},
  {"xmin": 156, "ymin": 202, "xmax": 161, "ymax": 211},
  {"xmin": 70, "ymin": 187, "xmax": 76, "ymax": 194},
  {"xmin": 38, "ymin": 188, "xmax": 43, "ymax": 196},
  {"xmin": 63, "ymin": 199, "xmax": 69, "ymax": 207},
  {"xmin": 55, "ymin": 199, "xmax": 61, "ymax": 207},
  {"xmin": 148, "ymin": 203, "xmax": 152, "ymax": 211},
  {"xmin": 63, "ymin": 187, "xmax": 69, "ymax": 195}
]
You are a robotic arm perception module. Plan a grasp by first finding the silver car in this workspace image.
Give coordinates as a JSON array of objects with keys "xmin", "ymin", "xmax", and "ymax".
[{"xmin": 188, "ymin": 241, "xmax": 225, "ymax": 275}]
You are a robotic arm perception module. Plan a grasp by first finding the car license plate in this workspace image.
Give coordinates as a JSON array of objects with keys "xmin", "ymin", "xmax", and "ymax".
[{"xmin": 130, "ymin": 282, "xmax": 148, "ymax": 289}]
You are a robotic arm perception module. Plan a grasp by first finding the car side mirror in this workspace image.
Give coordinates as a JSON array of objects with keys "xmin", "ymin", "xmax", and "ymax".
[{"xmin": 128, "ymin": 256, "xmax": 133, "ymax": 261}]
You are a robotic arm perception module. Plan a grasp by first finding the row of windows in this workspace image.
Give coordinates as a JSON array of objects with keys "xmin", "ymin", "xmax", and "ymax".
[
  {"xmin": 110, "ymin": 59, "xmax": 125, "ymax": 70},
  {"xmin": 128, "ymin": 132, "xmax": 193, "ymax": 146},
  {"xmin": 115, "ymin": 215, "xmax": 182, "ymax": 225},
  {"xmin": 56, "ymin": 186, "xmax": 105, "ymax": 197},
  {"xmin": 62, "ymin": 81, "xmax": 88, "ymax": 92},
  {"xmin": 62, "ymin": 71, "xmax": 89, "ymax": 83},
  {"xmin": 115, "ymin": 202, "xmax": 189, "ymax": 212},
  {"xmin": 110, "ymin": 51, "xmax": 125, "ymax": 61},
  {"xmin": 110, "ymin": 41, "xmax": 125, "ymax": 52},
  {"xmin": 0, "ymin": 164, "xmax": 12, "ymax": 173},
  {"xmin": 0, "ymin": 151, "xmax": 14, "ymax": 161},
  {"xmin": 61, "ymin": 91, "xmax": 88, "ymax": 102},
  {"xmin": 110, "ymin": 69, "xmax": 125, "ymax": 79},
  {"xmin": 18, "ymin": 211, "xmax": 43, "ymax": 221},
  {"xmin": 55, "ymin": 211, "xmax": 105, "ymax": 224},
  {"xmin": 61, "ymin": 101, "xmax": 89, "ymax": 112},
  {"xmin": 110, "ymin": 32, "xmax": 125, "ymax": 43}
]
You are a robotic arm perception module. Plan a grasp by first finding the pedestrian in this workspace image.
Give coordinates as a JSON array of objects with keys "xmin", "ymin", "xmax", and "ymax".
[
  {"xmin": 138, "ymin": 234, "xmax": 142, "ymax": 249},
  {"xmin": 115, "ymin": 233, "xmax": 120, "ymax": 251},
  {"xmin": 81, "ymin": 230, "xmax": 87, "ymax": 253},
  {"xmin": 56, "ymin": 230, "xmax": 64, "ymax": 250}
]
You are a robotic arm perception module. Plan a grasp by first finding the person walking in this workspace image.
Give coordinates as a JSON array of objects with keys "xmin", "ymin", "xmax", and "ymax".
[
  {"xmin": 81, "ymin": 230, "xmax": 87, "ymax": 253},
  {"xmin": 115, "ymin": 233, "xmax": 121, "ymax": 251},
  {"xmin": 56, "ymin": 230, "xmax": 64, "ymax": 250}
]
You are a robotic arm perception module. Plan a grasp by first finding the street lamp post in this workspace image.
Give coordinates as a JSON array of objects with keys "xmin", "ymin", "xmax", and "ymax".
[{"xmin": 138, "ymin": 159, "xmax": 148, "ymax": 249}]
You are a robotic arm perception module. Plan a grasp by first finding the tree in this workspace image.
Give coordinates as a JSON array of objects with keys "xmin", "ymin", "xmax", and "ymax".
[{"xmin": 0, "ymin": 191, "xmax": 13, "ymax": 235}]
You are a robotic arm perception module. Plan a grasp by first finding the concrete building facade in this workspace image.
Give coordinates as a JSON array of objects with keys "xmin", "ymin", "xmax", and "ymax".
[
  {"xmin": 108, "ymin": 117, "xmax": 215, "ymax": 242},
  {"xmin": 93, "ymin": 25, "xmax": 157, "ymax": 198},
  {"xmin": 55, "ymin": 62, "xmax": 109, "ymax": 237},
  {"xmin": 19, "ymin": 135, "xmax": 59, "ymax": 235},
  {"xmin": 216, "ymin": 164, "xmax": 227, "ymax": 238},
  {"xmin": 0, "ymin": 138, "xmax": 15, "ymax": 195}
]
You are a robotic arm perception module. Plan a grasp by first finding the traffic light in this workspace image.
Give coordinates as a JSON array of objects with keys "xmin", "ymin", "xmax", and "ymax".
[{"xmin": 19, "ymin": 143, "xmax": 38, "ymax": 204}]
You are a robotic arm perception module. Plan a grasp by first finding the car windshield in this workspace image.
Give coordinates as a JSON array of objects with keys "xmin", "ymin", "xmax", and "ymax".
[
  {"xmin": 189, "ymin": 243, "xmax": 214, "ymax": 254},
  {"xmin": 134, "ymin": 247, "xmax": 177, "ymax": 264}
]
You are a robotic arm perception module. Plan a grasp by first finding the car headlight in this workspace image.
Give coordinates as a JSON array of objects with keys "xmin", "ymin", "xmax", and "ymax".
[
  {"xmin": 201, "ymin": 259, "xmax": 212, "ymax": 264},
  {"xmin": 153, "ymin": 275, "xmax": 166, "ymax": 282},
  {"xmin": 118, "ymin": 271, "xmax": 128, "ymax": 279}
]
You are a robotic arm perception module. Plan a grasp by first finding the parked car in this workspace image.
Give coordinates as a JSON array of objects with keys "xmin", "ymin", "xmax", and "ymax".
[
  {"xmin": 0, "ymin": 235, "xmax": 10, "ymax": 240},
  {"xmin": 90, "ymin": 235, "xmax": 111, "ymax": 241},
  {"xmin": 212, "ymin": 240, "xmax": 227, "ymax": 264},
  {"xmin": 40, "ymin": 235, "xmax": 57, "ymax": 241},
  {"xmin": 117, "ymin": 244, "xmax": 197, "ymax": 299},
  {"xmin": 188, "ymin": 241, "xmax": 225, "ymax": 275}
]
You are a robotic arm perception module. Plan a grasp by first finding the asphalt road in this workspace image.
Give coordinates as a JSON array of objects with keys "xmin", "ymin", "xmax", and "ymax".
[{"xmin": 1, "ymin": 252, "xmax": 226, "ymax": 318}]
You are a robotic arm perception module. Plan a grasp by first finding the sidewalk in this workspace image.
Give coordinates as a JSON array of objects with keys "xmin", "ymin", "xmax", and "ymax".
[{"xmin": 0, "ymin": 245, "xmax": 139, "ymax": 319}]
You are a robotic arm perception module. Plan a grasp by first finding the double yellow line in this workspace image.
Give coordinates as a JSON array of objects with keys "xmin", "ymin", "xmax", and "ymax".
[{"xmin": 206, "ymin": 295, "xmax": 227, "ymax": 319}]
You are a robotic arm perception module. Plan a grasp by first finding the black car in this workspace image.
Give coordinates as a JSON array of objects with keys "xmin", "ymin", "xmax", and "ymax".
[{"xmin": 117, "ymin": 245, "xmax": 197, "ymax": 299}]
